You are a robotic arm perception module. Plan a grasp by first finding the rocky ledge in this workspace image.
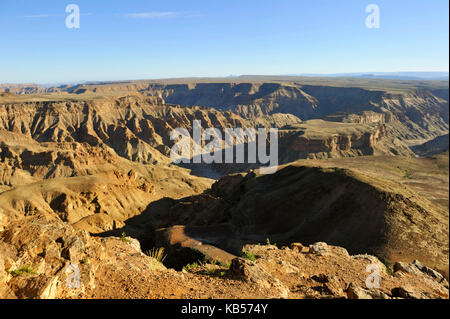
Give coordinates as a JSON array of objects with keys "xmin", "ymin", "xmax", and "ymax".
[{"xmin": 0, "ymin": 215, "xmax": 447, "ymax": 299}]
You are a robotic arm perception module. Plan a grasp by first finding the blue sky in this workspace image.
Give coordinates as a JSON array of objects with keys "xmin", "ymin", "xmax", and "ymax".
[{"xmin": 0, "ymin": 0, "xmax": 448, "ymax": 83}]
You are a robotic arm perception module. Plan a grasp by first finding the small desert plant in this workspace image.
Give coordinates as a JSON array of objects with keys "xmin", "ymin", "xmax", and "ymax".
[
  {"xmin": 398, "ymin": 166, "xmax": 414, "ymax": 179},
  {"xmin": 221, "ymin": 262, "xmax": 231, "ymax": 269},
  {"xmin": 403, "ymin": 169, "xmax": 414, "ymax": 179},
  {"xmin": 80, "ymin": 257, "xmax": 90, "ymax": 265},
  {"xmin": 119, "ymin": 232, "xmax": 131, "ymax": 243},
  {"xmin": 196, "ymin": 261, "xmax": 228, "ymax": 277},
  {"xmin": 379, "ymin": 258, "xmax": 394, "ymax": 276},
  {"xmin": 242, "ymin": 251, "xmax": 256, "ymax": 262},
  {"xmin": 183, "ymin": 262, "xmax": 200, "ymax": 272},
  {"xmin": 266, "ymin": 237, "xmax": 277, "ymax": 247},
  {"xmin": 9, "ymin": 265, "xmax": 37, "ymax": 277},
  {"xmin": 145, "ymin": 247, "xmax": 167, "ymax": 263},
  {"xmin": 385, "ymin": 265, "xmax": 394, "ymax": 276}
]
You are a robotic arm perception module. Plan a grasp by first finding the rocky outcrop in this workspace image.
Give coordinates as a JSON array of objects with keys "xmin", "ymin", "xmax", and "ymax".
[
  {"xmin": 346, "ymin": 283, "xmax": 391, "ymax": 299},
  {"xmin": 231, "ymin": 243, "xmax": 448, "ymax": 299},
  {"xmin": 3, "ymin": 219, "xmax": 447, "ymax": 299},
  {"xmin": 0, "ymin": 84, "xmax": 60, "ymax": 95},
  {"xmin": 153, "ymin": 163, "xmax": 449, "ymax": 277},
  {"xmin": 277, "ymin": 121, "xmax": 410, "ymax": 161},
  {"xmin": 394, "ymin": 260, "xmax": 449, "ymax": 287},
  {"xmin": 153, "ymin": 225, "xmax": 236, "ymax": 270},
  {"xmin": 0, "ymin": 128, "xmax": 214, "ymax": 235},
  {"xmin": 229, "ymin": 257, "xmax": 289, "ymax": 298},
  {"xmin": 0, "ymin": 214, "xmax": 166, "ymax": 299},
  {"xmin": 324, "ymin": 111, "xmax": 391, "ymax": 124}
]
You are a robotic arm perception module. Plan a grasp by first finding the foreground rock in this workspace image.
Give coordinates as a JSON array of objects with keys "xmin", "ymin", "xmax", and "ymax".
[
  {"xmin": 234, "ymin": 243, "xmax": 448, "ymax": 299},
  {"xmin": 154, "ymin": 225, "xmax": 236, "ymax": 270},
  {"xmin": 0, "ymin": 214, "xmax": 165, "ymax": 299},
  {"xmin": 156, "ymin": 163, "xmax": 449, "ymax": 278},
  {"xmin": 1, "ymin": 216, "xmax": 448, "ymax": 299},
  {"xmin": 229, "ymin": 257, "xmax": 289, "ymax": 298}
]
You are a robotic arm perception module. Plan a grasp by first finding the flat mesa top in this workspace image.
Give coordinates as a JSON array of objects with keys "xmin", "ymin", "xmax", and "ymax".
[{"xmin": 0, "ymin": 76, "xmax": 449, "ymax": 104}]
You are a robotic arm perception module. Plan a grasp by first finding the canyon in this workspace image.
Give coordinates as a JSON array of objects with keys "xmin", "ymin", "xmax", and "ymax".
[{"xmin": 0, "ymin": 77, "xmax": 448, "ymax": 299}]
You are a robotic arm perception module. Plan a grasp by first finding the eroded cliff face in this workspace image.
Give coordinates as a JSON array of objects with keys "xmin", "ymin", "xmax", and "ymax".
[
  {"xmin": 276, "ymin": 120, "xmax": 414, "ymax": 164},
  {"xmin": 3, "ymin": 81, "xmax": 448, "ymax": 142},
  {"xmin": 0, "ymin": 96, "xmax": 224, "ymax": 233},
  {"xmin": 279, "ymin": 123, "xmax": 389, "ymax": 161},
  {"xmin": 0, "ymin": 96, "xmax": 251, "ymax": 165},
  {"xmin": 0, "ymin": 84, "xmax": 60, "ymax": 95},
  {"xmin": 324, "ymin": 111, "xmax": 391, "ymax": 124},
  {"xmin": 0, "ymin": 94, "xmax": 415, "ymax": 170},
  {"xmin": 140, "ymin": 83, "xmax": 448, "ymax": 143}
]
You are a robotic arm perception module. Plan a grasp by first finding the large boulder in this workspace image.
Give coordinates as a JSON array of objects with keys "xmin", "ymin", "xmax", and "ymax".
[
  {"xmin": 347, "ymin": 283, "xmax": 391, "ymax": 299},
  {"xmin": 230, "ymin": 257, "xmax": 289, "ymax": 298},
  {"xmin": 394, "ymin": 260, "xmax": 447, "ymax": 286},
  {"xmin": 0, "ymin": 213, "xmax": 166, "ymax": 298}
]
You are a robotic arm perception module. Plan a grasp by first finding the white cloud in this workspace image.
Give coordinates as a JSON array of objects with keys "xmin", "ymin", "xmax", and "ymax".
[
  {"xmin": 23, "ymin": 13, "xmax": 91, "ymax": 18},
  {"xmin": 23, "ymin": 11, "xmax": 193, "ymax": 20},
  {"xmin": 24, "ymin": 14, "xmax": 61, "ymax": 18},
  {"xmin": 124, "ymin": 11, "xmax": 188, "ymax": 19}
]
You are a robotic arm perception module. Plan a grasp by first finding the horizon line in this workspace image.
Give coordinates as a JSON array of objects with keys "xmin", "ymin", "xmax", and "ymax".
[{"xmin": 1, "ymin": 71, "xmax": 449, "ymax": 86}]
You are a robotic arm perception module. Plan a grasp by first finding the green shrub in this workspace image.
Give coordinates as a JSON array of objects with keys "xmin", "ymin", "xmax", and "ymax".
[
  {"xmin": 221, "ymin": 262, "xmax": 231, "ymax": 269},
  {"xmin": 145, "ymin": 247, "xmax": 167, "ymax": 263},
  {"xmin": 242, "ymin": 251, "xmax": 256, "ymax": 262},
  {"xmin": 119, "ymin": 232, "xmax": 131, "ymax": 243},
  {"xmin": 403, "ymin": 169, "xmax": 414, "ymax": 179},
  {"xmin": 80, "ymin": 258, "xmax": 90, "ymax": 265},
  {"xmin": 266, "ymin": 237, "xmax": 277, "ymax": 247},
  {"xmin": 9, "ymin": 266, "xmax": 37, "ymax": 277},
  {"xmin": 183, "ymin": 262, "xmax": 199, "ymax": 272}
]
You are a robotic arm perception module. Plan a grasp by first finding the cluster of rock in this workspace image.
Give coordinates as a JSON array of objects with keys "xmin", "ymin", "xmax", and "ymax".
[
  {"xmin": 228, "ymin": 242, "xmax": 449, "ymax": 299},
  {"xmin": 0, "ymin": 212, "xmax": 448, "ymax": 299},
  {"xmin": 0, "ymin": 214, "xmax": 165, "ymax": 298}
]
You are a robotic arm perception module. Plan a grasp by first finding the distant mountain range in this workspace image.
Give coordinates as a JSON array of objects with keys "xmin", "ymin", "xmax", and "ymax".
[{"xmin": 296, "ymin": 72, "xmax": 449, "ymax": 81}]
